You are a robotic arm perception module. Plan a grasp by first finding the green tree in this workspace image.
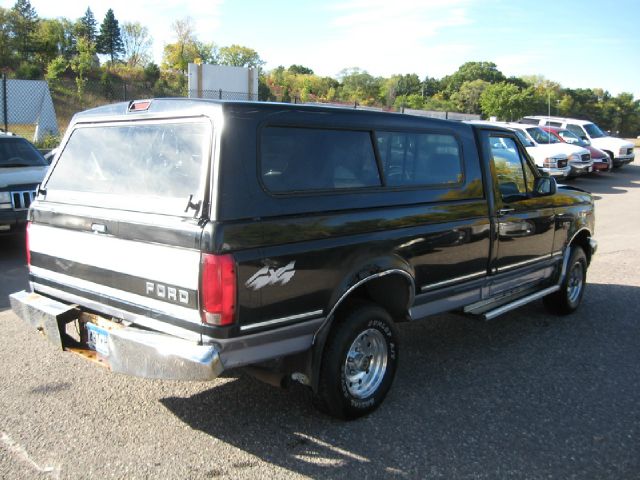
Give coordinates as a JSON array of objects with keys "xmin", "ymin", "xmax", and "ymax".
[
  {"xmin": 422, "ymin": 76, "xmax": 442, "ymax": 98},
  {"xmin": 451, "ymin": 79, "xmax": 489, "ymax": 114},
  {"xmin": 0, "ymin": 7, "xmax": 16, "ymax": 68},
  {"xmin": 71, "ymin": 36, "xmax": 95, "ymax": 98},
  {"xmin": 33, "ymin": 18, "xmax": 67, "ymax": 70},
  {"xmin": 121, "ymin": 21, "xmax": 152, "ymax": 67},
  {"xmin": 76, "ymin": 7, "xmax": 97, "ymax": 44},
  {"xmin": 218, "ymin": 44, "xmax": 264, "ymax": 68},
  {"xmin": 288, "ymin": 64, "xmax": 313, "ymax": 75},
  {"xmin": 162, "ymin": 18, "xmax": 217, "ymax": 73},
  {"xmin": 45, "ymin": 55, "xmax": 67, "ymax": 83},
  {"xmin": 394, "ymin": 93, "xmax": 425, "ymax": 110},
  {"xmin": 143, "ymin": 62, "xmax": 160, "ymax": 87},
  {"xmin": 9, "ymin": 0, "xmax": 39, "ymax": 61},
  {"xmin": 96, "ymin": 8, "xmax": 124, "ymax": 63},
  {"xmin": 480, "ymin": 82, "xmax": 534, "ymax": 120},
  {"xmin": 56, "ymin": 18, "xmax": 78, "ymax": 60},
  {"xmin": 442, "ymin": 61, "xmax": 505, "ymax": 97},
  {"xmin": 337, "ymin": 68, "xmax": 382, "ymax": 105},
  {"xmin": 600, "ymin": 93, "xmax": 640, "ymax": 137}
]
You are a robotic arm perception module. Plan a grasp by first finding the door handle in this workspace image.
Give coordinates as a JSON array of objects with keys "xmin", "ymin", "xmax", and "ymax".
[{"xmin": 498, "ymin": 207, "xmax": 515, "ymax": 216}]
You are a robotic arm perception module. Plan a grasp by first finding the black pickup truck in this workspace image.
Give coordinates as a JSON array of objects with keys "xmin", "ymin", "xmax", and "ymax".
[{"xmin": 10, "ymin": 99, "xmax": 596, "ymax": 419}]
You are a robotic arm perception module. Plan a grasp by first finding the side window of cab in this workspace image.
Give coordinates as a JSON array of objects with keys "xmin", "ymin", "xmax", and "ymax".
[
  {"xmin": 566, "ymin": 124, "xmax": 587, "ymax": 139},
  {"xmin": 487, "ymin": 135, "xmax": 536, "ymax": 201}
]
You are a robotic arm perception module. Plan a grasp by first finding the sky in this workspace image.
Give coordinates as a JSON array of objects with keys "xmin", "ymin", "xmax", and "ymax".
[{"xmin": 3, "ymin": 0, "xmax": 640, "ymax": 98}]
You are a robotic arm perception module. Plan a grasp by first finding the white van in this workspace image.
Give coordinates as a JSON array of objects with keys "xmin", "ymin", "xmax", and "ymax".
[{"xmin": 520, "ymin": 116, "xmax": 635, "ymax": 168}]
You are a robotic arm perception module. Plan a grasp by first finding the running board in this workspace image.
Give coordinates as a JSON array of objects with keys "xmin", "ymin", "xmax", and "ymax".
[{"xmin": 480, "ymin": 285, "xmax": 559, "ymax": 321}]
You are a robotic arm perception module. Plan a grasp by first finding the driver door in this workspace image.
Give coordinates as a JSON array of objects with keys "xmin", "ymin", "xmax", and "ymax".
[{"xmin": 485, "ymin": 132, "xmax": 556, "ymax": 273}]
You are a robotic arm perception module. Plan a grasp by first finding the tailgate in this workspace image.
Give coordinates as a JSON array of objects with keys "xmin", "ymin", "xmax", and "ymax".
[{"xmin": 27, "ymin": 117, "xmax": 213, "ymax": 341}]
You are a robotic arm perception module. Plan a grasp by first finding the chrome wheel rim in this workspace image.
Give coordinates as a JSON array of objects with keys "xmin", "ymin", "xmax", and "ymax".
[
  {"xmin": 344, "ymin": 328, "xmax": 388, "ymax": 399},
  {"xmin": 567, "ymin": 260, "xmax": 584, "ymax": 304}
]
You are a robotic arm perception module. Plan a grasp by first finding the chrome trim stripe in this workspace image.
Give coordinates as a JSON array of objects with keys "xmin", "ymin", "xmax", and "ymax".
[
  {"xmin": 240, "ymin": 310, "xmax": 324, "ymax": 332},
  {"xmin": 31, "ymin": 283, "xmax": 204, "ymax": 342},
  {"xmin": 29, "ymin": 224, "xmax": 200, "ymax": 289},
  {"xmin": 313, "ymin": 269, "xmax": 415, "ymax": 345},
  {"xmin": 551, "ymin": 250, "xmax": 563, "ymax": 257},
  {"xmin": 567, "ymin": 227, "xmax": 591, "ymax": 247},
  {"xmin": 420, "ymin": 270, "xmax": 487, "ymax": 292},
  {"xmin": 496, "ymin": 254, "xmax": 551, "ymax": 272},
  {"xmin": 30, "ymin": 266, "xmax": 201, "ymax": 323}
]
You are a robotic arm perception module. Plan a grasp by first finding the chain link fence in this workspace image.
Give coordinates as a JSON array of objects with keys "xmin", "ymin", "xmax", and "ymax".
[
  {"xmin": 188, "ymin": 90, "xmax": 259, "ymax": 101},
  {"xmin": 0, "ymin": 75, "xmax": 59, "ymax": 143}
]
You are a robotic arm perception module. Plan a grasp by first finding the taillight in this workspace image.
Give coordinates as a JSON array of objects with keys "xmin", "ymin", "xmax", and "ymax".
[
  {"xmin": 200, "ymin": 254, "xmax": 236, "ymax": 326},
  {"xmin": 25, "ymin": 221, "xmax": 31, "ymax": 266}
]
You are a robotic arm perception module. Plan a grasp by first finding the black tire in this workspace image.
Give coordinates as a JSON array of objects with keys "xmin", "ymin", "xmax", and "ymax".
[
  {"xmin": 605, "ymin": 151, "xmax": 621, "ymax": 169},
  {"xmin": 314, "ymin": 303, "xmax": 399, "ymax": 420},
  {"xmin": 544, "ymin": 247, "xmax": 587, "ymax": 315}
]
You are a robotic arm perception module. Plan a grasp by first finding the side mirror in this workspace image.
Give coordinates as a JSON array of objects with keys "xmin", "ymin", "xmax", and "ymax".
[{"xmin": 534, "ymin": 176, "xmax": 557, "ymax": 196}]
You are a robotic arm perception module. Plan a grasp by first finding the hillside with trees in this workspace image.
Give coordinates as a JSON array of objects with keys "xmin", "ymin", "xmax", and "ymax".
[{"xmin": 1, "ymin": 0, "xmax": 638, "ymax": 144}]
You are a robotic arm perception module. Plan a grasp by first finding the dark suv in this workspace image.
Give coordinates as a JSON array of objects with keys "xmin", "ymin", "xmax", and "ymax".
[{"xmin": 0, "ymin": 132, "xmax": 48, "ymax": 234}]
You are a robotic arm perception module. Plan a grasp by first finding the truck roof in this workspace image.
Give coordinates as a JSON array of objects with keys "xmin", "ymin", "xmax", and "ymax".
[
  {"xmin": 522, "ymin": 115, "xmax": 596, "ymax": 126},
  {"xmin": 73, "ymin": 98, "xmax": 480, "ymax": 132}
]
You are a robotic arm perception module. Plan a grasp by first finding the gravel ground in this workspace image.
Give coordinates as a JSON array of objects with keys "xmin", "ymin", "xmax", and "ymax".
[{"xmin": 1, "ymin": 153, "xmax": 639, "ymax": 479}]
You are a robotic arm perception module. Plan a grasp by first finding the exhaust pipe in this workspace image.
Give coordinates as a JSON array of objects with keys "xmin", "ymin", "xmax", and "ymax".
[{"xmin": 244, "ymin": 366, "xmax": 290, "ymax": 389}]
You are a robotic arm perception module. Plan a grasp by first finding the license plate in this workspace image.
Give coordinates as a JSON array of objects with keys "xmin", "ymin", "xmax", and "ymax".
[
  {"xmin": 587, "ymin": 166, "xmax": 592, "ymax": 172},
  {"xmin": 87, "ymin": 323, "xmax": 109, "ymax": 356}
]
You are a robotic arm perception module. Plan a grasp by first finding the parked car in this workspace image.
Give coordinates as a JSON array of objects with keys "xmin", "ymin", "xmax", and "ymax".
[
  {"xmin": 0, "ymin": 132, "xmax": 49, "ymax": 234},
  {"xmin": 11, "ymin": 99, "xmax": 596, "ymax": 419},
  {"xmin": 541, "ymin": 126, "xmax": 612, "ymax": 172},
  {"xmin": 520, "ymin": 116, "xmax": 635, "ymax": 168},
  {"xmin": 473, "ymin": 121, "xmax": 582, "ymax": 179},
  {"xmin": 509, "ymin": 123, "xmax": 593, "ymax": 178}
]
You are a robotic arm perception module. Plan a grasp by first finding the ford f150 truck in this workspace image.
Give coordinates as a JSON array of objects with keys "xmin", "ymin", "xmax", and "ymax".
[{"xmin": 10, "ymin": 99, "xmax": 596, "ymax": 419}]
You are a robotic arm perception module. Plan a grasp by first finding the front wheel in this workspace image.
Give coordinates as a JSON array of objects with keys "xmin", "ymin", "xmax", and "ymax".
[
  {"xmin": 544, "ymin": 247, "xmax": 587, "ymax": 315},
  {"xmin": 314, "ymin": 303, "xmax": 398, "ymax": 420}
]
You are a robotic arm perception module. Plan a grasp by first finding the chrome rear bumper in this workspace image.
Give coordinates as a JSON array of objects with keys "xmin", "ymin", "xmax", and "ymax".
[{"xmin": 9, "ymin": 290, "xmax": 223, "ymax": 381}]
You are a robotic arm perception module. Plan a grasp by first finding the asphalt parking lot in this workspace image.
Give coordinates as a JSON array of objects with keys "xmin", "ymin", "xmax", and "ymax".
[{"xmin": 1, "ymin": 153, "xmax": 639, "ymax": 479}]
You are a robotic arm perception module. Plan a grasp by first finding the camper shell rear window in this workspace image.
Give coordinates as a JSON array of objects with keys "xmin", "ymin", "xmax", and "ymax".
[{"xmin": 45, "ymin": 119, "xmax": 211, "ymax": 216}]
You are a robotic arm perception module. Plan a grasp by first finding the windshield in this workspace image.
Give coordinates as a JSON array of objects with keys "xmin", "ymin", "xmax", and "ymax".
[
  {"xmin": 584, "ymin": 123, "xmax": 606, "ymax": 138},
  {"xmin": 45, "ymin": 120, "xmax": 210, "ymax": 216},
  {"xmin": 526, "ymin": 127, "xmax": 560, "ymax": 144},
  {"xmin": 513, "ymin": 130, "xmax": 534, "ymax": 147},
  {"xmin": 557, "ymin": 129, "xmax": 587, "ymax": 146},
  {"xmin": 0, "ymin": 137, "xmax": 47, "ymax": 167}
]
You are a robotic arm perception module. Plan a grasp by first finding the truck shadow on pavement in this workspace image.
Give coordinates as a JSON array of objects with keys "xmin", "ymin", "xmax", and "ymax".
[{"xmin": 161, "ymin": 282, "xmax": 640, "ymax": 479}]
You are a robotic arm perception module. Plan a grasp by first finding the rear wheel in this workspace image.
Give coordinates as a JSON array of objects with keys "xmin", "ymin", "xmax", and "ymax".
[
  {"xmin": 314, "ymin": 303, "xmax": 398, "ymax": 420},
  {"xmin": 544, "ymin": 247, "xmax": 587, "ymax": 315}
]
